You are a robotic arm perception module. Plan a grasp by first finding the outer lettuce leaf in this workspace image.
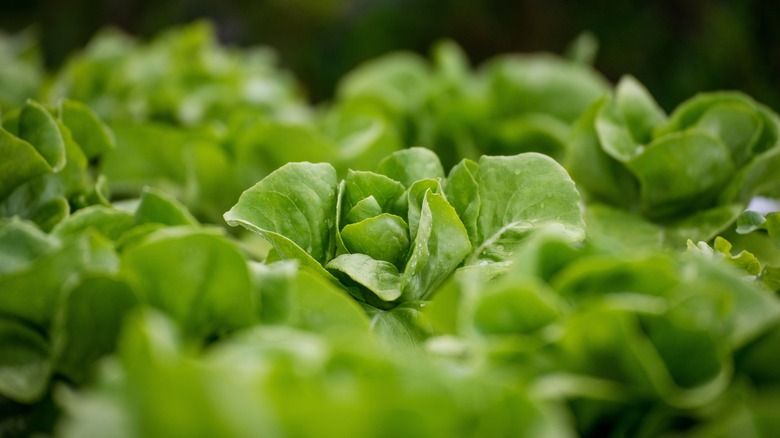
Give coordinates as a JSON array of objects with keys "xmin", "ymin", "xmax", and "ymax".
[
  {"xmin": 625, "ymin": 131, "xmax": 734, "ymax": 219},
  {"xmin": 0, "ymin": 127, "xmax": 51, "ymax": 199},
  {"xmin": 0, "ymin": 217, "xmax": 59, "ymax": 275},
  {"xmin": 376, "ymin": 147, "xmax": 445, "ymax": 188},
  {"xmin": 133, "ymin": 186, "xmax": 199, "ymax": 227},
  {"xmin": 0, "ymin": 231, "xmax": 117, "ymax": 329},
  {"xmin": 18, "ymin": 100, "xmax": 66, "ymax": 171},
  {"xmin": 0, "ymin": 317, "xmax": 51, "ymax": 403},
  {"xmin": 120, "ymin": 228, "xmax": 255, "ymax": 339},
  {"xmin": 58, "ymin": 99, "xmax": 115, "ymax": 160},
  {"xmin": 484, "ymin": 54, "xmax": 610, "ymax": 124},
  {"xmin": 471, "ymin": 153, "xmax": 584, "ymax": 264},
  {"xmin": 224, "ymin": 162, "xmax": 338, "ymax": 265},
  {"xmin": 51, "ymin": 274, "xmax": 139, "ymax": 384}
]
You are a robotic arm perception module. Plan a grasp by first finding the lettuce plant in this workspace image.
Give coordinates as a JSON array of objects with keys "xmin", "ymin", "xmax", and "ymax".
[
  {"xmin": 567, "ymin": 76, "xmax": 780, "ymax": 243},
  {"xmin": 225, "ymin": 147, "xmax": 584, "ymax": 309},
  {"xmin": 46, "ymin": 21, "xmax": 305, "ymax": 126},
  {"xmin": 424, "ymin": 230, "xmax": 780, "ymax": 436},
  {"xmin": 333, "ymin": 39, "xmax": 609, "ymax": 168},
  {"xmin": 1, "ymin": 99, "xmax": 114, "ymax": 231}
]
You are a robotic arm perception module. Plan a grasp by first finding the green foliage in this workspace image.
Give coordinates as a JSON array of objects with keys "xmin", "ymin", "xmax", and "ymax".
[
  {"xmin": 567, "ymin": 76, "xmax": 780, "ymax": 245},
  {"xmin": 0, "ymin": 23, "xmax": 779, "ymax": 438},
  {"xmin": 226, "ymin": 148, "xmax": 583, "ymax": 309}
]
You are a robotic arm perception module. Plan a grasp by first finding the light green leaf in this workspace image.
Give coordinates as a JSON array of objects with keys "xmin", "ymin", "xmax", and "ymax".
[
  {"xmin": 584, "ymin": 204, "xmax": 663, "ymax": 250},
  {"xmin": 224, "ymin": 162, "xmax": 338, "ymax": 265},
  {"xmin": 52, "ymin": 274, "xmax": 139, "ymax": 384},
  {"xmin": 0, "ymin": 127, "xmax": 51, "ymax": 199},
  {"xmin": 656, "ymin": 93, "xmax": 773, "ymax": 166},
  {"xmin": 486, "ymin": 54, "xmax": 610, "ymax": 123},
  {"xmin": 401, "ymin": 191, "xmax": 471, "ymax": 301},
  {"xmin": 340, "ymin": 213, "xmax": 410, "ymax": 268},
  {"xmin": 614, "ymin": 75, "xmax": 666, "ymax": 144},
  {"xmin": 762, "ymin": 265, "xmax": 780, "ymax": 292},
  {"xmin": 261, "ymin": 230, "xmax": 339, "ymax": 282},
  {"xmin": 473, "ymin": 278, "xmax": 560, "ymax": 335},
  {"xmin": 0, "ymin": 217, "xmax": 58, "ymax": 276},
  {"xmin": 722, "ymin": 147, "xmax": 780, "ymax": 203},
  {"xmin": 665, "ymin": 203, "xmax": 744, "ymax": 245},
  {"xmin": 693, "ymin": 101, "xmax": 762, "ymax": 166},
  {"xmin": 626, "ymin": 131, "xmax": 734, "ymax": 219},
  {"xmin": 564, "ymin": 31, "xmax": 599, "ymax": 65},
  {"xmin": 566, "ymin": 98, "xmax": 639, "ymax": 208},
  {"xmin": 134, "ymin": 186, "xmax": 198, "ymax": 226},
  {"xmin": 233, "ymin": 122, "xmax": 338, "ymax": 190},
  {"xmin": 2, "ymin": 119, "xmax": 89, "ymax": 231},
  {"xmin": 551, "ymin": 253, "xmax": 679, "ymax": 300},
  {"xmin": 0, "ymin": 231, "xmax": 117, "ymax": 329},
  {"xmin": 474, "ymin": 153, "xmax": 584, "ymax": 263},
  {"xmin": 684, "ymin": 257, "xmax": 780, "ymax": 348},
  {"xmin": 736, "ymin": 210, "xmax": 767, "ymax": 234},
  {"xmin": 342, "ymin": 169, "xmax": 405, "ymax": 212},
  {"xmin": 291, "ymin": 269, "xmax": 372, "ymax": 338},
  {"xmin": 710, "ymin": 236, "xmax": 761, "ymax": 276},
  {"xmin": 248, "ymin": 260, "xmax": 297, "ymax": 324},
  {"xmin": 327, "ymin": 253, "xmax": 402, "ymax": 302},
  {"xmin": 344, "ymin": 196, "xmax": 382, "ymax": 225},
  {"xmin": 337, "ymin": 52, "xmax": 430, "ymax": 113},
  {"xmin": 325, "ymin": 111, "xmax": 403, "ymax": 172},
  {"xmin": 596, "ymin": 95, "xmax": 643, "ymax": 161},
  {"xmin": 120, "ymin": 228, "xmax": 255, "ymax": 338},
  {"xmin": 29, "ymin": 196, "xmax": 70, "ymax": 232},
  {"xmin": 52, "ymin": 205, "xmax": 135, "ymax": 241},
  {"xmin": 485, "ymin": 113, "xmax": 569, "ymax": 160},
  {"xmin": 364, "ymin": 301, "xmax": 433, "ymax": 350},
  {"xmin": 18, "ymin": 100, "xmax": 65, "ymax": 171},
  {"xmin": 100, "ymin": 121, "xmax": 189, "ymax": 198},
  {"xmin": 444, "ymin": 158, "xmax": 480, "ymax": 244},
  {"xmin": 406, "ymin": 178, "xmax": 442, "ymax": 241},
  {"xmin": 58, "ymin": 99, "xmax": 115, "ymax": 159},
  {"xmin": 377, "ymin": 147, "xmax": 445, "ymax": 188}
]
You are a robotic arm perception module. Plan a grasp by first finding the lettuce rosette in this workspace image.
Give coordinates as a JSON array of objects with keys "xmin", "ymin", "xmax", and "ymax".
[
  {"xmin": 567, "ymin": 75, "xmax": 780, "ymax": 244},
  {"xmin": 225, "ymin": 147, "xmax": 584, "ymax": 310}
]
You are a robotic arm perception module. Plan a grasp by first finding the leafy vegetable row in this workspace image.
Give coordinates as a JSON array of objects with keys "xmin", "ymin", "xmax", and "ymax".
[{"xmin": 1, "ymin": 21, "xmax": 780, "ymax": 437}]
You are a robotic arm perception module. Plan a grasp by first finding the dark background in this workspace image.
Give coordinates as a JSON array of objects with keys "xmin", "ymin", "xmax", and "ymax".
[{"xmin": 2, "ymin": 0, "xmax": 779, "ymax": 110}]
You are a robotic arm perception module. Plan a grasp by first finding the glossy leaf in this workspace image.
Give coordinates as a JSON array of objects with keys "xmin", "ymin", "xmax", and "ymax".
[
  {"xmin": 327, "ymin": 253, "xmax": 403, "ymax": 302},
  {"xmin": 473, "ymin": 153, "xmax": 584, "ymax": 263},
  {"xmin": 224, "ymin": 162, "xmax": 338, "ymax": 265}
]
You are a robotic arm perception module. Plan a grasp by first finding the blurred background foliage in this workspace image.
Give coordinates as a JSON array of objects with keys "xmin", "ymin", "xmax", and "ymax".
[{"xmin": 0, "ymin": 0, "xmax": 779, "ymax": 110}]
